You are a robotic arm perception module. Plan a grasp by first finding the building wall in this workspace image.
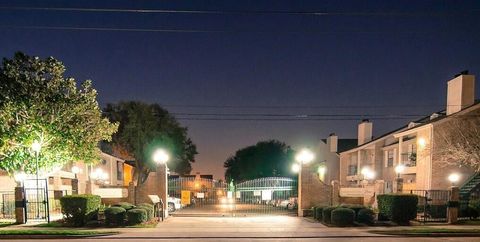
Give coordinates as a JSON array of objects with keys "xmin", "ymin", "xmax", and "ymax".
[{"xmin": 430, "ymin": 106, "xmax": 480, "ymax": 189}]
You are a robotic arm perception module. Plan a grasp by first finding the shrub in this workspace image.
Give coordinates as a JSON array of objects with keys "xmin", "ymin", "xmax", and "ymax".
[
  {"xmin": 137, "ymin": 205, "xmax": 154, "ymax": 221},
  {"xmin": 315, "ymin": 207, "xmax": 324, "ymax": 221},
  {"xmin": 127, "ymin": 208, "xmax": 148, "ymax": 225},
  {"xmin": 469, "ymin": 199, "xmax": 480, "ymax": 214},
  {"xmin": 113, "ymin": 202, "xmax": 135, "ymax": 211},
  {"xmin": 312, "ymin": 207, "xmax": 317, "ymax": 219},
  {"xmin": 60, "ymin": 194, "xmax": 101, "ymax": 226},
  {"xmin": 378, "ymin": 194, "xmax": 418, "ymax": 224},
  {"xmin": 105, "ymin": 207, "xmax": 126, "ymax": 226},
  {"xmin": 138, "ymin": 203, "xmax": 155, "ymax": 209},
  {"xmin": 322, "ymin": 206, "xmax": 336, "ymax": 224},
  {"xmin": 341, "ymin": 204, "xmax": 366, "ymax": 216},
  {"xmin": 331, "ymin": 208, "xmax": 355, "ymax": 227},
  {"xmin": 357, "ymin": 208, "xmax": 375, "ymax": 225}
]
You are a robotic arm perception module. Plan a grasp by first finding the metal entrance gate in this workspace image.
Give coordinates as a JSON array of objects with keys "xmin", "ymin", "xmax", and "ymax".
[
  {"xmin": 24, "ymin": 179, "xmax": 50, "ymax": 222},
  {"xmin": 410, "ymin": 190, "xmax": 450, "ymax": 222},
  {"xmin": 168, "ymin": 176, "xmax": 297, "ymax": 216}
]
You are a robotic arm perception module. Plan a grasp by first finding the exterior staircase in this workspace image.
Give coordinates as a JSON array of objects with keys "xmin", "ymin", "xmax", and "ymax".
[{"xmin": 460, "ymin": 172, "xmax": 480, "ymax": 200}]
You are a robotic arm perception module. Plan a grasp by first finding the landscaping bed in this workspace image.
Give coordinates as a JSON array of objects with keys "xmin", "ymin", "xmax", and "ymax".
[
  {"xmin": 0, "ymin": 229, "xmax": 118, "ymax": 239},
  {"xmin": 369, "ymin": 227, "xmax": 480, "ymax": 237}
]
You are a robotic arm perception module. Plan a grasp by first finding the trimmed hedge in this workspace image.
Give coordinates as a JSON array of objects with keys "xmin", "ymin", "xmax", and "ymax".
[
  {"xmin": 469, "ymin": 199, "xmax": 480, "ymax": 214},
  {"xmin": 138, "ymin": 203, "xmax": 155, "ymax": 209},
  {"xmin": 357, "ymin": 208, "xmax": 375, "ymax": 225},
  {"xmin": 60, "ymin": 195, "xmax": 101, "ymax": 226},
  {"xmin": 378, "ymin": 194, "xmax": 418, "ymax": 224},
  {"xmin": 331, "ymin": 208, "xmax": 355, "ymax": 227},
  {"xmin": 137, "ymin": 205, "xmax": 154, "ymax": 221},
  {"xmin": 127, "ymin": 208, "xmax": 148, "ymax": 225},
  {"xmin": 315, "ymin": 207, "xmax": 324, "ymax": 221},
  {"xmin": 340, "ymin": 204, "xmax": 366, "ymax": 217},
  {"xmin": 105, "ymin": 207, "xmax": 126, "ymax": 226},
  {"xmin": 113, "ymin": 202, "xmax": 135, "ymax": 211},
  {"xmin": 322, "ymin": 206, "xmax": 336, "ymax": 224}
]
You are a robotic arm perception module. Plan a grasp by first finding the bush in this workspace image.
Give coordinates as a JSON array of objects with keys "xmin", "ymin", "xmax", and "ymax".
[
  {"xmin": 138, "ymin": 203, "xmax": 155, "ymax": 209},
  {"xmin": 378, "ymin": 194, "xmax": 418, "ymax": 224},
  {"xmin": 331, "ymin": 208, "xmax": 355, "ymax": 227},
  {"xmin": 113, "ymin": 202, "xmax": 136, "ymax": 211},
  {"xmin": 341, "ymin": 204, "xmax": 366, "ymax": 217},
  {"xmin": 322, "ymin": 206, "xmax": 336, "ymax": 224},
  {"xmin": 469, "ymin": 199, "xmax": 480, "ymax": 214},
  {"xmin": 315, "ymin": 207, "xmax": 324, "ymax": 221},
  {"xmin": 137, "ymin": 205, "xmax": 154, "ymax": 221},
  {"xmin": 60, "ymin": 194, "xmax": 101, "ymax": 226},
  {"xmin": 127, "ymin": 208, "xmax": 148, "ymax": 225},
  {"xmin": 105, "ymin": 207, "xmax": 126, "ymax": 226},
  {"xmin": 357, "ymin": 208, "xmax": 375, "ymax": 225}
]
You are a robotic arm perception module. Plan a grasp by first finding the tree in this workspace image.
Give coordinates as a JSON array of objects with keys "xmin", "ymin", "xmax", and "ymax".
[
  {"xmin": 0, "ymin": 52, "xmax": 118, "ymax": 175},
  {"xmin": 224, "ymin": 140, "xmax": 295, "ymax": 182},
  {"xmin": 436, "ymin": 114, "xmax": 480, "ymax": 171},
  {"xmin": 103, "ymin": 101, "xmax": 197, "ymax": 184}
]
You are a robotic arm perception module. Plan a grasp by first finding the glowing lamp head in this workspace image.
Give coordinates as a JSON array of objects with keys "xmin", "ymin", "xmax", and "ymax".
[
  {"xmin": 295, "ymin": 149, "xmax": 314, "ymax": 164},
  {"xmin": 71, "ymin": 166, "xmax": 81, "ymax": 174},
  {"xmin": 14, "ymin": 172, "xmax": 27, "ymax": 182},
  {"xmin": 448, "ymin": 173, "xmax": 460, "ymax": 184},
  {"xmin": 395, "ymin": 164, "xmax": 406, "ymax": 174},
  {"xmin": 291, "ymin": 163, "xmax": 301, "ymax": 173},
  {"xmin": 153, "ymin": 149, "xmax": 170, "ymax": 164},
  {"xmin": 31, "ymin": 140, "xmax": 42, "ymax": 153},
  {"xmin": 318, "ymin": 166, "xmax": 326, "ymax": 175},
  {"xmin": 418, "ymin": 138, "xmax": 426, "ymax": 148},
  {"xmin": 361, "ymin": 167, "xmax": 375, "ymax": 180}
]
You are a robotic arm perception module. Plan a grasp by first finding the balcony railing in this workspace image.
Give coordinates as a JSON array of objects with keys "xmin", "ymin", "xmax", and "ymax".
[
  {"xmin": 348, "ymin": 165, "xmax": 357, "ymax": 176},
  {"xmin": 401, "ymin": 153, "xmax": 417, "ymax": 167}
]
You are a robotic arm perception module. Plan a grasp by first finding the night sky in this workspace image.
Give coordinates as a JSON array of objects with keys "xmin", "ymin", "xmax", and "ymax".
[{"xmin": 1, "ymin": 0, "xmax": 480, "ymax": 179}]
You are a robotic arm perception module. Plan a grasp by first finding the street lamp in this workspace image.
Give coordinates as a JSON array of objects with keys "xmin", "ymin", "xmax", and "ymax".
[
  {"xmin": 395, "ymin": 164, "xmax": 405, "ymax": 193},
  {"xmin": 71, "ymin": 166, "xmax": 81, "ymax": 179},
  {"xmin": 31, "ymin": 140, "xmax": 42, "ymax": 219},
  {"xmin": 295, "ymin": 149, "xmax": 315, "ymax": 164},
  {"xmin": 448, "ymin": 173, "xmax": 460, "ymax": 186},
  {"xmin": 291, "ymin": 163, "xmax": 301, "ymax": 173},
  {"xmin": 153, "ymin": 149, "xmax": 170, "ymax": 164}
]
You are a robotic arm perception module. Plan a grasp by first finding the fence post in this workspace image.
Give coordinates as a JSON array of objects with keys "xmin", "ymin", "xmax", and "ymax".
[
  {"xmin": 448, "ymin": 186, "xmax": 459, "ymax": 224},
  {"xmin": 14, "ymin": 185, "xmax": 26, "ymax": 224}
]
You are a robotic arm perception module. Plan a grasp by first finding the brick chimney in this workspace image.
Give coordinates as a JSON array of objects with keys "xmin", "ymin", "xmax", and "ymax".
[
  {"xmin": 358, "ymin": 119, "xmax": 373, "ymax": 145},
  {"xmin": 446, "ymin": 71, "xmax": 475, "ymax": 115},
  {"xmin": 326, "ymin": 133, "xmax": 338, "ymax": 153}
]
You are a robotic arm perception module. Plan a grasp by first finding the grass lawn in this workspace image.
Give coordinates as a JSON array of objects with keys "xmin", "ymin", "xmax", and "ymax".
[
  {"xmin": 0, "ymin": 222, "xmax": 15, "ymax": 228},
  {"xmin": 370, "ymin": 227, "xmax": 480, "ymax": 236},
  {"xmin": 0, "ymin": 229, "xmax": 118, "ymax": 236}
]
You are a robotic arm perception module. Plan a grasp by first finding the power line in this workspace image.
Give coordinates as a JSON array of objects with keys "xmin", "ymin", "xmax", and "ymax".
[
  {"xmin": 171, "ymin": 112, "xmax": 425, "ymax": 117},
  {"xmin": 0, "ymin": 25, "xmax": 473, "ymax": 34},
  {"xmin": 164, "ymin": 104, "xmax": 450, "ymax": 109},
  {"xmin": 1, "ymin": 6, "xmax": 479, "ymax": 16}
]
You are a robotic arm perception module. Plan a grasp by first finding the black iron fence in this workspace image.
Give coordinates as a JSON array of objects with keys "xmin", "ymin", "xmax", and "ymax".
[
  {"xmin": 409, "ymin": 190, "xmax": 450, "ymax": 222},
  {"xmin": 0, "ymin": 191, "xmax": 15, "ymax": 220},
  {"xmin": 168, "ymin": 176, "xmax": 297, "ymax": 216}
]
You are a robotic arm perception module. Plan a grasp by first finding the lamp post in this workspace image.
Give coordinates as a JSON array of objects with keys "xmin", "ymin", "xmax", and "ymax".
[
  {"xmin": 31, "ymin": 140, "xmax": 42, "ymax": 219},
  {"xmin": 71, "ymin": 166, "xmax": 81, "ymax": 194},
  {"xmin": 395, "ymin": 164, "xmax": 405, "ymax": 193},
  {"xmin": 448, "ymin": 173, "xmax": 460, "ymax": 186},
  {"xmin": 292, "ymin": 148, "xmax": 314, "ymax": 217},
  {"xmin": 152, "ymin": 148, "xmax": 170, "ymax": 219}
]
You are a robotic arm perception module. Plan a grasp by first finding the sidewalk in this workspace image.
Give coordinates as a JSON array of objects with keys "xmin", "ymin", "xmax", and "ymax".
[{"xmin": 105, "ymin": 216, "xmax": 387, "ymax": 239}]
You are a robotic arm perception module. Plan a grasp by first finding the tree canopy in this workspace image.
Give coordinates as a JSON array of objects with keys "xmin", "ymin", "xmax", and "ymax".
[
  {"xmin": 0, "ymin": 52, "xmax": 118, "ymax": 175},
  {"xmin": 103, "ymin": 101, "xmax": 197, "ymax": 184},
  {"xmin": 224, "ymin": 140, "xmax": 295, "ymax": 182},
  {"xmin": 437, "ymin": 113, "xmax": 480, "ymax": 171}
]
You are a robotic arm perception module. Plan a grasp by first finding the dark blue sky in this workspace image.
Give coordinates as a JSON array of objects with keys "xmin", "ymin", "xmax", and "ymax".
[{"xmin": 1, "ymin": 0, "xmax": 480, "ymax": 179}]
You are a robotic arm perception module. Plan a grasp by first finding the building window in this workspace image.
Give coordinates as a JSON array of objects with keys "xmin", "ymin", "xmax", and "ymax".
[
  {"xmin": 117, "ymin": 161, "xmax": 123, "ymax": 181},
  {"xmin": 348, "ymin": 165, "xmax": 357, "ymax": 176},
  {"xmin": 387, "ymin": 150, "xmax": 394, "ymax": 167}
]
